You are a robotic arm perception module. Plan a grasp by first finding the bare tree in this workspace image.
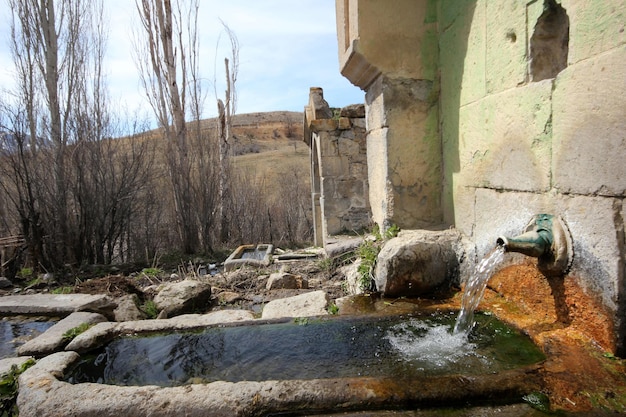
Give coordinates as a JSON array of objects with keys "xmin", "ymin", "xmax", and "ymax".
[
  {"xmin": 134, "ymin": 0, "xmax": 200, "ymax": 254},
  {"xmin": 215, "ymin": 21, "xmax": 239, "ymax": 244},
  {"xmin": 6, "ymin": 0, "xmax": 108, "ymax": 269}
]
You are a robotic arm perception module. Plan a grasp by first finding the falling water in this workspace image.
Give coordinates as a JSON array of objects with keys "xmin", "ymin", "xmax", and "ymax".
[{"xmin": 453, "ymin": 245, "xmax": 506, "ymax": 334}]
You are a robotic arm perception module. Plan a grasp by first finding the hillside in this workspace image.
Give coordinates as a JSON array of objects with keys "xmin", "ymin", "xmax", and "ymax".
[
  {"xmin": 143, "ymin": 110, "xmax": 309, "ymax": 188},
  {"xmin": 228, "ymin": 111, "xmax": 309, "ymax": 186}
]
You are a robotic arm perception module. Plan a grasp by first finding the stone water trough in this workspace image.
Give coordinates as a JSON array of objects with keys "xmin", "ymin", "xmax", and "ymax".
[
  {"xmin": 5, "ymin": 292, "xmax": 545, "ymax": 416},
  {"xmin": 223, "ymin": 243, "xmax": 274, "ymax": 272}
]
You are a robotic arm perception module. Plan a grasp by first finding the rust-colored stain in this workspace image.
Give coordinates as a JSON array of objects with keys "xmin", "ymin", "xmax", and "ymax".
[{"xmin": 470, "ymin": 262, "xmax": 626, "ymax": 413}]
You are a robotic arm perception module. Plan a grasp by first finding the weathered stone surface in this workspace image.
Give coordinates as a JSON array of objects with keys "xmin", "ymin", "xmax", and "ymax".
[
  {"xmin": 0, "ymin": 277, "xmax": 12, "ymax": 288},
  {"xmin": 0, "ymin": 294, "xmax": 115, "ymax": 316},
  {"xmin": 266, "ymin": 272, "xmax": 308, "ymax": 290},
  {"xmin": 114, "ymin": 294, "xmax": 147, "ymax": 322},
  {"xmin": 485, "ymin": 1, "xmax": 528, "ymax": 93},
  {"xmin": 66, "ymin": 310, "xmax": 256, "ymax": 353},
  {"xmin": 261, "ymin": 291, "xmax": 329, "ymax": 319},
  {"xmin": 552, "ymin": 45, "xmax": 626, "ymax": 196},
  {"xmin": 456, "ymin": 80, "xmax": 553, "ymax": 192},
  {"xmin": 153, "ymin": 280, "xmax": 212, "ymax": 317},
  {"xmin": 473, "ymin": 188, "xmax": 623, "ymax": 316},
  {"xmin": 374, "ymin": 229, "xmax": 466, "ymax": 297},
  {"xmin": 567, "ymin": 1, "xmax": 626, "ymax": 64},
  {"xmin": 340, "ymin": 104, "xmax": 365, "ymax": 118},
  {"xmin": 17, "ymin": 312, "xmax": 107, "ymax": 357},
  {"xmin": 17, "ymin": 349, "xmax": 542, "ymax": 417},
  {"xmin": 338, "ymin": 259, "xmax": 365, "ymax": 295}
]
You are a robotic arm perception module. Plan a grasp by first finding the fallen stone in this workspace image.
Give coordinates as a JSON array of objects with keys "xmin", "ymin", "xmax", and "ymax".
[
  {"xmin": 17, "ymin": 311, "xmax": 107, "ymax": 357},
  {"xmin": 374, "ymin": 229, "xmax": 466, "ymax": 297},
  {"xmin": 114, "ymin": 294, "xmax": 147, "ymax": 322},
  {"xmin": 0, "ymin": 277, "xmax": 13, "ymax": 289},
  {"xmin": 0, "ymin": 294, "xmax": 115, "ymax": 316},
  {"xmin": 153, "ymin": 280, "xmax": 212, "ymax": 317},
  {"xmin": 261, "ymin": 290, "xmax": 329, "ymax": 319},
  {"xmin": 66, "ymin": 310, "xmax": 256, "ymax": 353},
  {"xmin": 216, "ymin": 291, "xmax": 243, "ymax": 304},
  {"xmin": 266, "ymin": 272, "xmax": 308, "ymax": 290}
]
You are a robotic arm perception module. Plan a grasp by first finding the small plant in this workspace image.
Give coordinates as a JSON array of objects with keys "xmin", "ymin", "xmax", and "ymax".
[
  {"xmin": 141, "ymin": 300, "xmax": 159, "ymax": 319},
  {"xmin": 357, "ymin": 239, "xmax": 379, "ymax": 291},
  {"xmin": 17, "ymin": 267, "xmax": 34, "ymax": 279},
  {"xmin": 141, "ymin": 267, "xmax": 163, "ymax": 278},
  {"xmin": 52, "ymin": 286, "xmax": 73, "ymax": 294},
  {"xmin": 328, "ymin": 303, "xmax": 339, "ymax": 315},
  {"xmin": 0, "ymin": 359, "xmax": 36, "ymax": 416},
  {"xmin": 293, "ymin": 317, "xmax": 309, "ymax": 326},
  {"xmin": 356, "ymin": 224, "xmax": 400, "ymax": 291},
  {"xmin": 62, "ymin": 323, "xmax": 93, "ymax": 342}
]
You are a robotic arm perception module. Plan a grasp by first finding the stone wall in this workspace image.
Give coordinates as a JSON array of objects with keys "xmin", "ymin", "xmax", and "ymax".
[
  {"xmin": 304, "ymin": 88, "xmax": 370, "ymax": 247},
  {"xmin": 337, "ymin": 0, "xmax": 443, "ymax": 230},
  {"xmin": 334, "ymin": 0, "xmax": 626, "ymax": 353},
  {"xmin": 438, "ymin": 0, "xmax": 625, "ymax": 352}
]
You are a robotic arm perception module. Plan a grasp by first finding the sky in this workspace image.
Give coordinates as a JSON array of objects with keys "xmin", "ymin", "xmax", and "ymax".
[{"xmin": 0, "ymin": 0, "xmax": 364, "ymax": 122}]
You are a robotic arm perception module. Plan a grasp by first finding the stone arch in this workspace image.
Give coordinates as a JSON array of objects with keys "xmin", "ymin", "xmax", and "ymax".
[{"xmin": 529, "ymin": 0, "xmax": 569, "ymax": 81}]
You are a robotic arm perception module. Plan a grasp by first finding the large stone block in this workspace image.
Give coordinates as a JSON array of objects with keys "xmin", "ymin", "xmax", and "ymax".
[
  {"xmin": 565, "ymin": 0, "xmax": 626, "ymax": 64},
  {"xmin": 456, "ymin": 80, "xmax": 553, "ymax": 192},
  {"xmin": 485, "ymin": 0, "xmax": 528, "ymax": 93},
  {"xmin": 552, "ymin": 45, "xmax": 626, "ymax": 196},
  {"xmin": 261, "ymin": 291, "xmax": 329, "ymax": 319},
  {"xmin": 374, "ymin": 229, "xmax": 467, "ymax": 297},
  {"xmin": 444, "ymin": 0, "xmax": 486, "ymax": 106},
  {"xmin": 558, "ymin": 194, "xmax": 623, "ymax": 313}
]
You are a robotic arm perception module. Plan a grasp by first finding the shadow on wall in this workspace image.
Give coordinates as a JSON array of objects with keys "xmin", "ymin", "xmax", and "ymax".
[{"xmin": 439, "ymin": 0, "xmax": 477, "ymax": 225}]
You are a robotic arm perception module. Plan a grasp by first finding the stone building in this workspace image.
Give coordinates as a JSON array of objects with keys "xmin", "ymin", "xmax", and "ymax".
[
  {"xmin": 304, "ymin": 88, "xmax": 370, "ymax": 248},
  {"xmin": 310, "ymin": 0, "xmax": 625, "ymax": 353}
]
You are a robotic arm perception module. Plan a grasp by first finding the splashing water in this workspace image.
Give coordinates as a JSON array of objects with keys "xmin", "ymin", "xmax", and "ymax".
[
  {"xmin": 453, "ymin": 245, "xmax": 506, "ymax": 334},
  {"xmin": 386, "ymin": 319, "xmax": 481, "ymax": 370}
]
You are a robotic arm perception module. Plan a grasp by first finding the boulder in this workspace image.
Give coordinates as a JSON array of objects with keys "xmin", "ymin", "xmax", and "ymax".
[
  {"xmin": 0, "ymin": 277, "xmax": 13, "ymax": 288},
  {"xmin": 114, "ymin": 294, "xmax": 147, "ymax": 322},
  {"xmin": 261, "ymin": 290, "xmax": 329, "ymax": 319},
  {"xmin": 265, "ymin": 272, "xmax": 308, "ymax": 290},
  {"xmin": 153, "ymin": 280, "xmax": 212, "ymax": 317},
  {"xmin": 374, "ymin": 229, "xmax": 467, "ymax": 297}
]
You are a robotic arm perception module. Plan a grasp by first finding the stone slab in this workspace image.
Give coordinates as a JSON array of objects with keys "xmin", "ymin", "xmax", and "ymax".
[
  {"xmin": 552, "ymin": 45, "xmax": 626, "ymax": 196},
  {"xmin": 17, "ymin": 311, "xmax": 107, "ymax": 357},
  {"xmin": 0, "ymin": 294, "xmax": 115, "ymax": 316},
  {"xmin": 66, "ymin": 309, "xmax": 257, "ymax": 353},
  {"xmin": 261, "ymin": 290, "xmax": 329, "ymax": 319}
]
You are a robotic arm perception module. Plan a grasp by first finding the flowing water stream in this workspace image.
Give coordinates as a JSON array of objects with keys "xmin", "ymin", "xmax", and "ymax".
[{"xmin": 454, "ymin": 245, "xmax": 506, "ymax": 334}]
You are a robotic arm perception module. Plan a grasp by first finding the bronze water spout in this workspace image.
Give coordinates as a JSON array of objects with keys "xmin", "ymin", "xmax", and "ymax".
[{"xmin": 496, "ymin": 214, "xmax": 573, "ymax": 276}]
